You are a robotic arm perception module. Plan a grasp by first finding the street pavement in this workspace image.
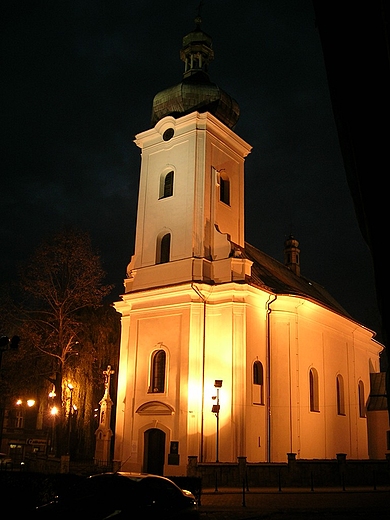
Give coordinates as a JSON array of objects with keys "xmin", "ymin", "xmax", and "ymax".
[{"xmin": 198, "ymin": 486, "xmax": 390, "ymax": 519}]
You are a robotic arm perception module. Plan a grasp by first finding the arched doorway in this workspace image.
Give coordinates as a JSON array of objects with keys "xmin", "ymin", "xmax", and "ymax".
[{"xmin": 144, "ymin": 428, "xmax": 165, "ymax": 475}]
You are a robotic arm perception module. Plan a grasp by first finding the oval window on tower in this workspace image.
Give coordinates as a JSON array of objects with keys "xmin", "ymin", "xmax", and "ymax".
[{"xmin": 163, "ymin": 128, "xmax": 174, "ymax": 141}]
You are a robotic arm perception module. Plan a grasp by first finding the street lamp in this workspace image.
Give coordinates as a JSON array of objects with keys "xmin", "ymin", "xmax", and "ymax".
[
  {"xmin": 47, "ymin": 386, "xmax": 57, "ymax": 455},
  {"xmin": 49, "ymin": 406, "xmax": 58, "ymax": 455},
  {"xmin": 212, "ymin": 379, "xmax": 223, "ymax": 462},
  {"xmin": 67, "ymin": 383, "xmax": 74, "ymax": 456}
]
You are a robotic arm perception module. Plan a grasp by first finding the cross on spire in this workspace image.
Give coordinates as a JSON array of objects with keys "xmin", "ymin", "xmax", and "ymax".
[
  {"xmin": 197, "ymin": 0, "xmax": 204, "ymax": 19},
  {"xmin": 195, "ymin": 0, "xmax": 204, "ymax": 27}
]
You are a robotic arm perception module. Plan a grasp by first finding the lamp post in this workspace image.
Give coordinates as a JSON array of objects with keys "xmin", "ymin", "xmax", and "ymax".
[
  {"xmin": 48, "ymin": 386, "xmax": 56, "ymax": 455},
  {"xmin": 212, "ymin": 379, "xmax": 223, "ymax": 462},
  {"xmin": 49, "ymin": 406, "xmax": 58, "ymax": 455},
  {"xmin": 67, "ymin": 383, "xmax": 74, "ymax": 456}
]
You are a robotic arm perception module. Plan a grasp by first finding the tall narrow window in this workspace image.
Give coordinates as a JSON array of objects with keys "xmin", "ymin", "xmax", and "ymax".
[
  {"xmin": 156, "ymin": 232, "xmax": 171, "ymax": 264},
  {"xmin": 358, "ymin": 380, "xmax": 365, "ymax": 417},
  {"xmin": 336, "ymin": 374, "xmax": 345, "ymax": 415},
  {"xmin": 160, "ymin": 170, "xmax": 174, "ymax": 198},
  {"xmin": 15, "ymin": 410, "xmax": 24, "ymax": 428},
  {"xmin": 309, "ymin": 367, "xmax": 319, "ymax": 412},
  {"xmin": 219, "ymin": 175, "xmax": 230, "ymax": 205},
  {"xmin": 150, "ymin": 350, "xmax": 166, "ymax": 393},
  {"xmin": 252, "ymin": 360, "xmax": 264, "ymax": 405}
]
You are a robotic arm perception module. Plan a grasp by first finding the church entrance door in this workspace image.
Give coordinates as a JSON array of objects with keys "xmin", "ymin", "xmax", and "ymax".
[{"xmin": 144, "ymin": 427, "xmax": 165, "ymax": 475}]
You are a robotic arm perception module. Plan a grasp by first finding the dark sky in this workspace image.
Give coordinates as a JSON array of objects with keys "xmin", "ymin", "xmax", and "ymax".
[{"xmin": 2, "ymin": 1, "xmax": 382, "ymax": 342}]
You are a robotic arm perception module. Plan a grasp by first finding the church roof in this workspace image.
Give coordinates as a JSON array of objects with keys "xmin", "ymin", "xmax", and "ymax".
[
  {"xmin": 151, "ymin": 17, "xmax": 240, "ymax": 129},
  {"xmin": 243, "ymin": 241, "xmax": 352, "ymax": 319},
  {"xmin": 367, "ymin": 372, "xmax": 388, "ymax": 411}
]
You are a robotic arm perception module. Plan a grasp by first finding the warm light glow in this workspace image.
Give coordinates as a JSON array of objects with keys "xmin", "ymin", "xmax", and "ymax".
[
  {"xmin": 16, "ymin": 398, "xmax": 35, "ymax": 407},
  {"xmin": 50, "ymin": 406, "xmax": 59, "ymax": 416},
  {"xmin": 67, "ymin": 383, "xmax": 74, "ymax": 391}
]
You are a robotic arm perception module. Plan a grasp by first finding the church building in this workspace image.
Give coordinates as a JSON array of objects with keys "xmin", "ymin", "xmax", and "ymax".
[{"xmin": 113, "ymin": 18, "xmax": 383, "ymax": 476}]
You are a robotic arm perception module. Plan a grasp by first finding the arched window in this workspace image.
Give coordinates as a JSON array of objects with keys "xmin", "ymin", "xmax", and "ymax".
[
  {"xmin": 309, "ymin": 367, "xmax": 319, "ymax": 412},
  {"xmin": 219, "ymin": 175, "xmax": 230, "ymax": 206},
  {"xmin": 149, "ymin": 349, "xmax": 166, "ymax": 393},
  {"xmin": 252, "ymin": 360, "xmax": 264, "ymax": 405},
  {"xmin": 358, "ymin": 380, "xmax": 365, "ymax": 418},
  {"xmin": 156, "ymin": 232, "xmax": 171, "ymax": 264},
  {"xmin": 253, "ymin": 360, "xmax": 263, "ymax": 385},
  {"xmin": 336, "ymin": 374, "xmax": 345, "ymax": 415},
  {"xmin": 159, "ymin": 170, "xmax": 174, "ymax": 199}
]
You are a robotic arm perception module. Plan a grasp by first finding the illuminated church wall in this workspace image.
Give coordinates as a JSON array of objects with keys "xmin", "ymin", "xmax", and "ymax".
[
  {"xmin": 114, "ymin": 279, "xmax": 381, "ymax": 473},
  {"xmin": 265, "ymin": 297, "xmax": 379, "ymax": 461},
  {"xmin": 114, "ymin": 277, "xmax": 382, "ymax": 473}
]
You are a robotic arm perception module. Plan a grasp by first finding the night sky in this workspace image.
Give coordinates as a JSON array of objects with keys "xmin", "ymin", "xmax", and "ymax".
[{"xmin": 2, "ymin": 1, "xmax": 382, "ymax": 342}]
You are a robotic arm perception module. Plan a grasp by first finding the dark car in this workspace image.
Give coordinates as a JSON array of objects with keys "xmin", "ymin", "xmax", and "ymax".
[{"xmin": 34, "ymin": 471, "xmax": 199, "ymax": 519}]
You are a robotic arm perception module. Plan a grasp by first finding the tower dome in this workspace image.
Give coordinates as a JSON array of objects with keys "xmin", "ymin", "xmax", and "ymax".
[{"xmin": 151, "ymin": 17, "xmax": 240, "ymax": 129}]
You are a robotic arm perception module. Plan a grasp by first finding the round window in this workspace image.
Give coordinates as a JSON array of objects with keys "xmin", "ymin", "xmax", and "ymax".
[{"xmin": 163, "ymin": 128, "xmax": 174, "ymax": 141}]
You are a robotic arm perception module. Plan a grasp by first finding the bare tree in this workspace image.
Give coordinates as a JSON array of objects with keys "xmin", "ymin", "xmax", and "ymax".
[{"xmin": 16, "ymin": 228, "xmax": 114, "ymax": 455}]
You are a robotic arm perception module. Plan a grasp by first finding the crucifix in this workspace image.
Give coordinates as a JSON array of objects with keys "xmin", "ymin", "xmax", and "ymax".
[{"xmin": 103, "ymin": 365, "xmax": 115, "ymax": 396}]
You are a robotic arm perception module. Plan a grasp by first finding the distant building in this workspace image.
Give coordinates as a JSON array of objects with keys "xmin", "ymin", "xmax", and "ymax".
[{"xmin": 113, "ymin": 18, "xmax": 384, "ymax": 476}]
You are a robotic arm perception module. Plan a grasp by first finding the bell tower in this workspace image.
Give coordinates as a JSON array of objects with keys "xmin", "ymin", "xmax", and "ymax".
[{"xmin": 124, "ymin": 18, "xmax": 252, "ymax": 293}]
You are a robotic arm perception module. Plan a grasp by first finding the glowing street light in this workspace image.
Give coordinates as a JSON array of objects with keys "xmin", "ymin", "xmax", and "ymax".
[{"xmin": 212, "ymin": 379, "xmax": 223, "ymax": 462}]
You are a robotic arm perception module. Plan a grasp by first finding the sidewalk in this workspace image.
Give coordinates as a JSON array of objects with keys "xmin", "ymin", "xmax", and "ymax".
[{"xmin": 198, "ymin": 486, "xmax": 390, "ymax": 519}]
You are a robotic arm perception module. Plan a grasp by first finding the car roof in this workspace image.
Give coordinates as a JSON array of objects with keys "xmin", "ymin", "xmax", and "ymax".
[
  {"xmin": 117, "ymin": 472, "xmax": 166, "ymax": 479},
  {"xmin": 91, "ymin": 472, "xmax": 170, "ymax": 480},
  {"xmin": 89, "ymin": 472, "xmax": 183, "ymax": 487}
]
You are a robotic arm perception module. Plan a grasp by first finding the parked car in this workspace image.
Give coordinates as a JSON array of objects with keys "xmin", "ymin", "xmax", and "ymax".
[
  {"xmin": 0, "ymin": 453, "xmax": 12, "ymax": 469},
  {"xmin": 34, "ymin": 471, "xmax": 199, "ymax": 519}
]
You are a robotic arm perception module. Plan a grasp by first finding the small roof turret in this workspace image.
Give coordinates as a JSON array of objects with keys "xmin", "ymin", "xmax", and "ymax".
[
  {"xmin": 180, "ymin": 16, "xmax": 214, "ymax": 79},
  {"xmin": 284, "ymin": 234, "xmax": 301, "ymax": 276}
]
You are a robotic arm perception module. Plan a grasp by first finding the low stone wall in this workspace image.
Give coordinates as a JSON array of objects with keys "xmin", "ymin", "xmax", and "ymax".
[
  {"xmin": 24, "ymin": 452, "xmax": 390, "ymax": 490},
  {"xmin": 187, "ymin": 453, "xmax": 390, "ymax": 489}
]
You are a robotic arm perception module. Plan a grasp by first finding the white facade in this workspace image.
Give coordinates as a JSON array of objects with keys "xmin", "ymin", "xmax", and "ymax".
[{"xmin": 113, "ymin": 109, "xmax": 383, "ymax": 475}]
